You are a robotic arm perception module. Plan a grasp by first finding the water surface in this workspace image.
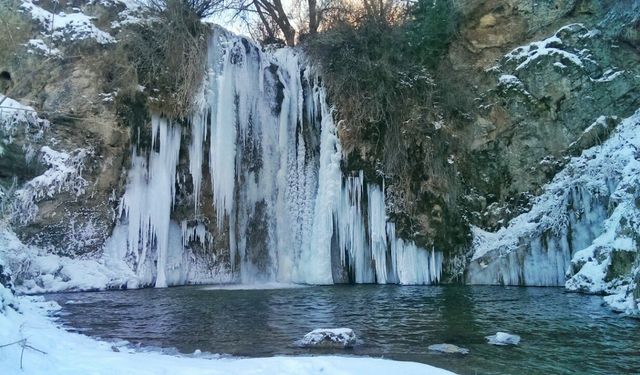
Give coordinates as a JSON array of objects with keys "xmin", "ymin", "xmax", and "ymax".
[{"xmin": 47, "ymin": 285, "xmax": 640, "ymax": 375}]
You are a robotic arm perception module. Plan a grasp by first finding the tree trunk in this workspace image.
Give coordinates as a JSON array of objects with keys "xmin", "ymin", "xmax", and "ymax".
[
  {"xmin": 308, "ymin": 0, "xmax": 318, "ymax": 34},
  {"xmin": 255, "ymin": 0, "xmax": 296, "ymax": 45}
]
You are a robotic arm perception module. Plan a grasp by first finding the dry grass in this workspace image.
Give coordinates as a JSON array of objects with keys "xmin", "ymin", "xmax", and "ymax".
[{"xmin": 119, "ymin": 0, "xmax": 210, "ymax": 118}]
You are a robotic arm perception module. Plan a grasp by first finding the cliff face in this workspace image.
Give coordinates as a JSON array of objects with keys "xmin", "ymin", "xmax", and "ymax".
[
  {"xmin": 1, "ymin": 0, "xmax": 130, "ymax": 257},
  {"xmin": 333, "ymin": 0, "xmax": 639, "ymax": 282},
  {"xmin": 453, "ymin": 0, "xmax": 639, "ymax": 231},
  {"xmin": 1, "ymin": 0, "xmax": 639, "ymax": 312},
  {"xmin": 447, "ymin": 0, "xmax": 640, "ymax": 314}
]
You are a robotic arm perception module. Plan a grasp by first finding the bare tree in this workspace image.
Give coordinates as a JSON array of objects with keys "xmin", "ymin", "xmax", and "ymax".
[
  {"xmin": 231, "ymin": 0, "xmax": 408, "ymax": 45},
  {"xmin": 229, "ymin": 0, "xmax": 343, "ymax": 45},
  {"xmin": 230, "ymin": 0, "xmax": 296, "ymax": 45},
  {"xmin": 308, "ymin": 0, "xmax": 320, "ymax": 34}
]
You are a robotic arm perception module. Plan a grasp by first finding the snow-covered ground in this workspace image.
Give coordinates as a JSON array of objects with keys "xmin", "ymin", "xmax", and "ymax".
[{"xmin": 0, "ymin": 283, "xmax": 454, "ymax": 375}]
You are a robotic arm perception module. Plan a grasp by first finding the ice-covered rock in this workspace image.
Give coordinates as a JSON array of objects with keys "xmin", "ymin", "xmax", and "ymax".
[
  {"xmin": 468, "ymin": 108, "xmax": 640, "ymax": 315},
  {"xmin": 427, "ymin": 344, "xmax": 469, "ymax": 354},
  {"xmin": 486, "ymin": 332, "xmax": 521, "ymax": 346},
  {"xmin": 296, "ymin": 328, "xmax": 357, "ymax": 349}
]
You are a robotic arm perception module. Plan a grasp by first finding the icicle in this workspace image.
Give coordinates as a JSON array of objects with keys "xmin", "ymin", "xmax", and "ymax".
[
  {"xmin": 208, "ymin": 53, "xmax": 237, "ymax": 227},
  {"xmin": 189, "ymin": 113, "xmax": 206, "ymax": 213},
  {"xmin": 116, "ymin": 116, "xmax": 182, "ymax": 288},
  {"xmin": 368, "ymin": 184, "xmax": 389, "ymax": 283}
]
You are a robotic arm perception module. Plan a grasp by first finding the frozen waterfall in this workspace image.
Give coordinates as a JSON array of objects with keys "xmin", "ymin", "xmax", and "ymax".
[{"xmin": 106, "ymin": 26, "xmax": 441, "ymax": 287}]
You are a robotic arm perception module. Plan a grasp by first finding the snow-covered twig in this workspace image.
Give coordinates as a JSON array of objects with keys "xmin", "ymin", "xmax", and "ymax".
[{"xmin": 0, "ymin": 338, "xmax": 47, "ymax": 369}]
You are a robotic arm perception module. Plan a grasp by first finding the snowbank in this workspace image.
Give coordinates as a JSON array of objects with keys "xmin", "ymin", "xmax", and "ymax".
[{"xmin": 0, "ymin": 284, "xmax": 455, "ymax": 375}]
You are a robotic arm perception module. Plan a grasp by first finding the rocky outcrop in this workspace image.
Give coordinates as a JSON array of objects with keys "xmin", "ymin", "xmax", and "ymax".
[
  {"xmin": 1, "ymin": 0, "xmax": 130, "ymax": 256},
  {"xmin": 450, "ymin": 0, "xmax": 639, "ymax": 314},
  {"xmin": 455, "ymin": 3, "xmax": 639, "ymax": 232}
]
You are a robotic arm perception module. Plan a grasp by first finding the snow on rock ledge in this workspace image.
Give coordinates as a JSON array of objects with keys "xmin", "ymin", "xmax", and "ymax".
[
  {"xmin": 0, "ymin": 224, "xmax": 136, "ymax": 294},
  {"xmin": 468, "ymin": 108, "xmax": 640, "ymax": 316},
  {"xmin": 296, "ymin": 328, "xmax": 358, "ymax": 349},
  {"xmin": 20, "ymin": 0, "xmax": 116, "ymax": 46}
]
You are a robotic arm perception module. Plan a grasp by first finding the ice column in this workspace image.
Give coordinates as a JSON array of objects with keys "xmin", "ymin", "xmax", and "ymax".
[{"xmin": 118, "ymin": 116, "xmax": 181, "ymax": 287}]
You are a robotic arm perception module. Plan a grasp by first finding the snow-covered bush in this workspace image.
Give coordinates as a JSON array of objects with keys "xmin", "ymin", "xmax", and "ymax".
[{"xmin": 12, "ymin": 147, "xmax": 90, "ymax": 224}]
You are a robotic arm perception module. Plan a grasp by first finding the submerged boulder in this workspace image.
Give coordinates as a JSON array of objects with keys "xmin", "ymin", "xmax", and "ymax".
[
  {"xmin": 296, "ymin": 328, "xmax": 357, "ymax": 349},
  {"xmin": 486, "ymin": 332, "xmax": 521, "ymax": 346},
  {"xmin": 428, "ymin": 343, "xmax": 470, "ymax": 354}
]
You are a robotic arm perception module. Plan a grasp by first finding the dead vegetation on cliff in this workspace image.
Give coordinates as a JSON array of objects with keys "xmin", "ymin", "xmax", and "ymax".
[
  {"xmin": 111, "ymin": 0, "xmax": 215, "ymax": 119},
  {"xmin": 304, "ymin": 0, "xmax": 471, "ymax": 256}
]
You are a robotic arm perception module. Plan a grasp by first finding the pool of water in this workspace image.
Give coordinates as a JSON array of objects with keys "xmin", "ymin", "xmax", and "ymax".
[{"xmin": 46, "ymin": 285, "xmax": 640, "ymax": 375}]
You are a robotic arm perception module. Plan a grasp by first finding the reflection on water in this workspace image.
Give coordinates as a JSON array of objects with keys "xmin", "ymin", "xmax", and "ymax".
[{"xmin": 47, "ymin": 285, "xmax": 640, "ymax": 375}]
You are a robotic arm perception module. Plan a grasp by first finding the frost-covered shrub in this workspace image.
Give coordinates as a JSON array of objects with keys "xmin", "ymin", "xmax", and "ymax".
[
  {"xmin": 305, "ymin": 19, "xmax": 437, "ymax": 173},
  {"xmin": 11, "ymin": 147, "xmax": 90, "ymax": 224},
  {"xmin": 0, "ymin": 97, "xmax": 45, "ymax": 144}
]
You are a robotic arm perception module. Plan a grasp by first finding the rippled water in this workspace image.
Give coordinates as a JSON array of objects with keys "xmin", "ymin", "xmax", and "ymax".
[{"xmin": 47, "ymin": 285, "xmax": 640, "ymax": 375}]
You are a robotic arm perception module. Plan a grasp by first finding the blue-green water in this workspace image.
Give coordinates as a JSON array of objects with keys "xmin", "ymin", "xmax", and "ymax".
[{"xmin": 47, "ymin": 285, "xmax": 640, "ymax": 375}]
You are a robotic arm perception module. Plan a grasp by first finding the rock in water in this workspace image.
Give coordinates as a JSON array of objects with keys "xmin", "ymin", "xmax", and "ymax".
[
  {"xmin": 428, "ymin": 344, "xmax": 470, "ymax": 354},
  {"xmin": 297, "ymin": 328, "xmax": 357, "ymax": 349},
  {"xmin": 486, "ymin": 332, "xmax": 521, "ymax": 346}
]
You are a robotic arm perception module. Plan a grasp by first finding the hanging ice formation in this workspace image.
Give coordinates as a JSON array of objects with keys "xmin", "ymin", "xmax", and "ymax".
[
  {"xmin": 466, "ymin": 113, "xmax": 640, "ymax": 287},
  {"xmin": 107, "ymin": 26, "xmax": 441, "ymax": 287},
  {"xmin": 467, "ymin": 186, "xmax": 608, "ymax": 286}
]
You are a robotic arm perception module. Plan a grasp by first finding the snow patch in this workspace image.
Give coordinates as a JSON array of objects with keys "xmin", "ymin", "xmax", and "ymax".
[
  {"xmin": 591, "ymin": 69, "xmax": 625, "ymax": 83},
  {"xmin": 504, "ymin": 24, "xmax": 589, "ymax": 71},
  {"xmin": 20, "ymin": 0, "xmax": 115, "ymax": 45},
  {"xmin": 25, "ymin": 39, "xmax": 62, "ymax": 57}
]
